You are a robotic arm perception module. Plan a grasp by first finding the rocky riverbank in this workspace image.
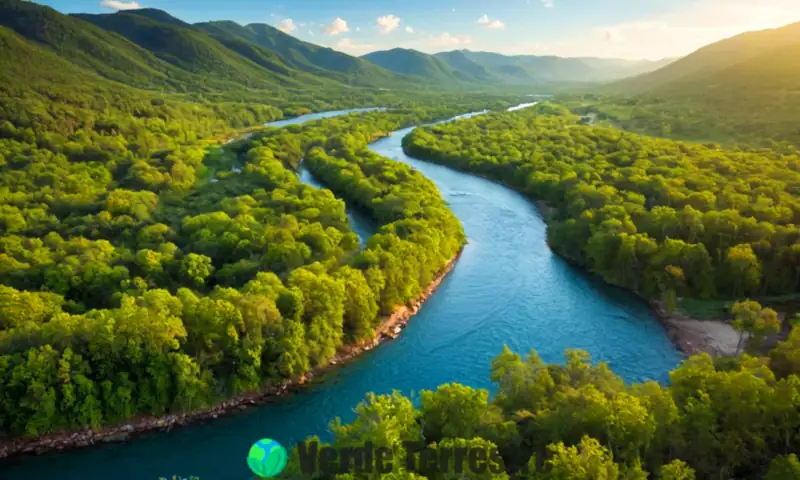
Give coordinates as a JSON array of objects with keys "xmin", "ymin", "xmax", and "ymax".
[
  {"xmin": 649, "ymin": 300, "xmax": 741, "ymax": 357},
  {"xmin": 0, "ymin": 251, "xmax": 462, "ymax": 460}
]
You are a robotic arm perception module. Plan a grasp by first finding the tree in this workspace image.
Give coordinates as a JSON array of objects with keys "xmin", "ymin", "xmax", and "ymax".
[
  {"xmin": 658, "ymin": 459, "xmax": 695, "ymax": 480},
  {"xmin": 731, "ymin": 300, "xmax": 780, "ymax": 355},
  {"xmin": 420, "ymin": 383, "xmax": 504, "ymax": 443},
  {"xmin": 181, "ymin": 253, "xmax": 214, "ymax": 288},
  {"xmin": 539, "ymin": 436, "xmax": 620, "ymax": 480},
  {"xmin": 770, "ymin": 325, "xmax": 800, "ymax": 378},
  {"xmin": 764, "ymin": 454, "xmax": 800, "ymax": 480},
  {"xmin": 724, "ymin": 244, "xmax": 762, "ymax": 297}
]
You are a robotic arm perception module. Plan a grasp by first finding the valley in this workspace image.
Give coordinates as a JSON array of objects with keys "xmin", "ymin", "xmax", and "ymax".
[{"xmin": 1, "ymin": 0, "xmax": 800, "ymax": 479}]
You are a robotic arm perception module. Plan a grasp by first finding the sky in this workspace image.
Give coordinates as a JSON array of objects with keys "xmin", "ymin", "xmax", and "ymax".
[{"xmin": 38, "ymin": 0, "xmax": 800, "ymax": 60}]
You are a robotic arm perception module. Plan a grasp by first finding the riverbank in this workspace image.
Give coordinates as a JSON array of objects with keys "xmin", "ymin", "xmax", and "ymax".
[
  {"xmin": 0, "ymin": 250, "xmax": 462, "ymax": 460},
  {"xmin": 649, "ymin": 300, "xmax": 741, "ymax": 357},
  {"xmin": 399, "ymin": 142, "xmax": 743, "ymax": 360}
]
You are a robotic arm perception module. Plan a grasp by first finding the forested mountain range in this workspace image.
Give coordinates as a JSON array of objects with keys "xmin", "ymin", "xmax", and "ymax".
[
  {"xmin": 566, "ymin": 21, "xmax": 800, "ymax": 146},
  {"xmin": 0, "ymin": 0, "xmax": 667, "ymax": 97},
  {"xmin": 0, "ymin": 0, "xmax": 415, "ymax": 95},
  {"xmin": 363, "ymin": 47, "xmax": 672, "ymax": 84}
]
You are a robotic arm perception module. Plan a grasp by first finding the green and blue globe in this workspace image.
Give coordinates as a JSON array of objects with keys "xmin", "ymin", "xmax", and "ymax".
[{"xmin": 247, "ymin": 438, "xmax": 287, "ymax": 478}]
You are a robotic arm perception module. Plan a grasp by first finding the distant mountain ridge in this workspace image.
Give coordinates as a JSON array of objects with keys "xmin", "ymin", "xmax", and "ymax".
[
  {"xmin": 608, "ymin": 21, "xmax": 800, "ymax": 93},
  {"xmin": 0, "ymin": 0, "xmax": 676, "ymax": 95},
  {"xmin": 194, "ymin": 20, "xmax": 403, "ymax": 86},
  {"xmin": 0, "ymin": 0, "xmax": 418, "ymax": 98},
  {"xmin": 361, "ymin": 47, "xmax": 672, "ymax": 85},
  {"xmin": 579, "ymin": 21, "xmax": 800, "ymax": 146}
]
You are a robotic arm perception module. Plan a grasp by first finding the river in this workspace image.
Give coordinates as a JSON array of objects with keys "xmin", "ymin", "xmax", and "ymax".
[{"xmin": 0, "ymin": 106, "xmax": 681, "ymax": 480}]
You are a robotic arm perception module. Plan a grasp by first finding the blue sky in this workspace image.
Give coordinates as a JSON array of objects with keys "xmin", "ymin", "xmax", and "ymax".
[{"xmin": 39, "ymin": 0, "xmax": 800, "ymax": 59}]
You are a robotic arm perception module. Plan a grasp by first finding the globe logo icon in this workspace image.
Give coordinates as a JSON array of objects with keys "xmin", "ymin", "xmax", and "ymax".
[{"xmin": 247, "ymin": 438, "xmax": 288, "ymax": 478}]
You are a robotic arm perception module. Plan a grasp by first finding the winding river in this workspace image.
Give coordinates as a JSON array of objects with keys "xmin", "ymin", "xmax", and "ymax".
[{"xmin": 0, "ymin": 106, "xmax": 682, "ymax": 479}]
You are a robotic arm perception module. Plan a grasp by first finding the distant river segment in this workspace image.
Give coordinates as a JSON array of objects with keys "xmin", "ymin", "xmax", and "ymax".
[{"xmin": 0, "ymin": 105, "xmax": 681, "ymax": 480}]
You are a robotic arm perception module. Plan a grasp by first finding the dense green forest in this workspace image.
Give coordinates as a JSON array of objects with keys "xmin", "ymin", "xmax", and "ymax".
[
  {"xmin": 0, "ymin": 60, "xmax": 524, "ymax": 435},
  {"xmin": 4, "ymin": 2, "xmax": 800, "ymax": 480},
  {"xmin": 0, "ymin": 0, "xmax": 529, "ymax": 439},
  {"xmin": 283, "ymin": 341, "xmax": 800, "ymax": 479},
  {"xmin": 0, "ymin": 106, "xmax": 473, "ymax": 437},
  {"xmin": 404, "ymin": 104, "xmax": 800, "ymax": 306}
]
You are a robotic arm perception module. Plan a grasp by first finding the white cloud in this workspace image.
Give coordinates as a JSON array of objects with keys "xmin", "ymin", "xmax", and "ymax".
[
  {"xmin": 308, "ymin": 30, "xmax": 315, "ymax": 37},
  {"xmin": 477, "ymin": 14, "xmax": 505, "ymax": 29},
  {"xmin": 541, "ymin": 0, "xmax": 554, "ymax": 8},
  {"xmin": 428, "ymin": 32, "xmax": 472, "ymax": 48},
  {"xmin": 100, "ymin": 0, "xmax": 141, "ymax": 10},
  {"xmin": 405, "ymin": 25, "xmax": 414, "ymax": 34},
  {"xmin": 277, "ymin": 18, "xmax": 296, "ymax": 34},
  {"xmin": 508, "ymin": 0, "xmax": 800, "ymax": 60},
  {"xmin": 335, "ymin": 37, "xmax": 376, "ymax": 54},
  {"xmin": 377, "ymin": 14, "xmax": 401, "ymax": 34},
  {"xmin": 323, "ymin": 17, "xmax": 349, "ymax": 36},
  {"xmin": 356, "ymin": 26, "xmax": 361, "ymax": 32}
]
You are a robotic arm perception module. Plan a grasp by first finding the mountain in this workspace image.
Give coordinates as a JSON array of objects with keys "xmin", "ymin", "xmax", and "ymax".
[
  {"xmin": 361, "ymin": 48, "xmax": 465, "ymax": 83},
  {"xmin": 610, "ymin": 22, "xmax": 800, "ymax": 92},
  {"xmin": 575, "ymin": 22, "xmax": 800, "ymax": 146},
  {"xmin": 447, "ymin": 51, "xmax": 671, "ymax": 83},
  {"xmin": 0, "ymin": 0, "xmax": 424, "ymax": 98},
  {"xmin": 433, "ymin": 51, "xmax": 503, "ymax": 82},
  {"xmin": 194, "ymin": 20, "xmax": 403, "ymax": 86},
  {"xmin": 0, "ymin": 0, "xmax": 197, "ymax": 91},
  {"xmin": 361, "ymin": 47, "xmax": 671, "ymax": 85},
  {"xmin": 73, "ymin": 10, "xmax": 323, "ymax": 89},
  {"xmin": 575, "ymin": 57, "xmax": 676, "ymax": 81}
]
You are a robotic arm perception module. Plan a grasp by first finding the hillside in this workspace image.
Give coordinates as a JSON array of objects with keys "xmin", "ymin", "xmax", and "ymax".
[
  {"xmin": 361, "ymin": 48, "xmax": 466, "ymax": 83},
  {"xmin": 434, "ymin": 50, "xmax": 505, "ymax": 82},
  {"xmin": 194, "ymin": 20, "xmax": 403, "ymax": 86},
  {"xmin": 0, "ymin": 0, "xmax": 430, "ymax": 98},
  {"xmin": 610, "ymin": 21, "xmax": 800, "ymax": 92},
  {"xmin": 572, "ymin": 21, "xmax": 800, "ymax": 146},
  {"xmin": 0, "ymin": 0, "xmax": 195, "ymax": 91},
  {"xmin": 74, "ymin": 10, "xmax": 321, "ymax": 90}
]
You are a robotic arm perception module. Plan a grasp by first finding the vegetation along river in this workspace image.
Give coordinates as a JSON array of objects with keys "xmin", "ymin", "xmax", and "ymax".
[{"xmin": 0, "ymin": 106, "xmax": 682, "ymax": 479}]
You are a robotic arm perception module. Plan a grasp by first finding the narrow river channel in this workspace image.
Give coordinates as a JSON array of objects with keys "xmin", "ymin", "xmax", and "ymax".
[{"xmin": 0, "ymin": 105, "xmax": 682, "ymax": 480}]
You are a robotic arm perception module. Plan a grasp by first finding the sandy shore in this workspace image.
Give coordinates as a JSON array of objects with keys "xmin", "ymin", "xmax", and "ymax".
[
  {"xmin": 650, "ymin": 300, "xmax": 742, "ymax": 357},
  {"xmin": 0, "ymin": 251, "xmax": 462, "ymax": 460}
]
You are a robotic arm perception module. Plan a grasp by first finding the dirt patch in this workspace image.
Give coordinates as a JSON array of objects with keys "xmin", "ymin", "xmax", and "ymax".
[{"xmin": 650, "ymin": 300, "xmax": 743, "ymax": 356}]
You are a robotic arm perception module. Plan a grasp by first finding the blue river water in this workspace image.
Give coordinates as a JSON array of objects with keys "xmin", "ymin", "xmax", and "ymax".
[{"xmin": 0, "ymin": 107, "xmax": 682, "ymax": 480}]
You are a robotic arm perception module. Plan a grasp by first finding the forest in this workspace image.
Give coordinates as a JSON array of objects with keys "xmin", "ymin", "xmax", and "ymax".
[
  {"xmin": 404, "ymin": 104, "xmax": 800, "ymax": 306},
  {"xmin": 282, "ymin": 342, "xmax": 800, "ymax": 479},
  {"xmin": 0, "ymin": 100, "xmax": 519, "ymax": 436},
  {"xmin": 0, "ymin": 0, "xmax": 533, "ymax": 444},
  {"xmin": 3, "ymin": 1, "xmax": 800, "ymax": 479},
  {"xmin": 391, "ymin": 104, "xmax": 800, "ymax": 477},
  {"xmin": 0, "ymin": 7, "xmax": 524, "ymax": 433}
]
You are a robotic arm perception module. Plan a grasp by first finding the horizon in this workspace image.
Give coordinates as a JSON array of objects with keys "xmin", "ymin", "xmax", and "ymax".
[{"xmin": 35, "ymin": 0, "xmax": 800, "ymax": 61}]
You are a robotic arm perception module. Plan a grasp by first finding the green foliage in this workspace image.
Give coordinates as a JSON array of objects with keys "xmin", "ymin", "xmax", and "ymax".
[
  {"xmin": 404, "ymin": 104, "xmax": 800, "ymax": 302},
  {"xmin": 764, "ymin": 454, "xmax": 800, "ymax": 480},
  {"xmin": 287, "ymin": 346, "xmax": 800, "ymax": 480},
  {"xmin": 0, "ymin": 26, "xmax": 503, "ymax": 436},
  {"xmin": 731, "ymin": 300, "xmax": 781, "ymax": 354},
  {"xmin": 541, "ymin": 436, "xmax": 620, "ymax": 480}
]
